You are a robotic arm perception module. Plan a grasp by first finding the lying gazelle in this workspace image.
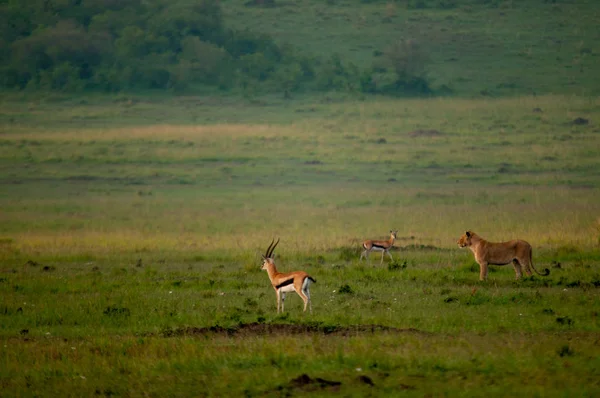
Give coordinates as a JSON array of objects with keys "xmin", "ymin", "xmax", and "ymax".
[
  {"xmin": 360, "ymin": 230, "xmax": 398, "ymax": 265},
  {"xmin": 261, "ymin": 238, "xmax": 316, "ymax": 313}
]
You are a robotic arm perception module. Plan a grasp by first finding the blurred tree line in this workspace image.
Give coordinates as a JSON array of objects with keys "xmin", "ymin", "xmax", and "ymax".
[{"xmin": 0, "ymin": 0, "xmax": 430, "ymax": 95}]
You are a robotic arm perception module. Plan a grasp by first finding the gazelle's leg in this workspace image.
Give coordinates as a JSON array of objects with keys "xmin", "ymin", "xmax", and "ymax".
[
  {"xmin": 281, "ymin": 292, "xmax": 286, "ymax": 313},
  {"xmin": 276, "ymin": 290, "xmax": 281, "ymax": 313},
  {"xmin": 387, "ymin": 250, "xmax": 394, "ymax": 262},
  {"xmin": 380, "ymin": 251, "xmax": 385, "ymax": 265},
  {"xmin": 297, "ymin": 289, "xmax": 309, "ymax": 312},
  {"xmin": 306, "ymin": 288, "xmax": 312, "ymax": 313}
]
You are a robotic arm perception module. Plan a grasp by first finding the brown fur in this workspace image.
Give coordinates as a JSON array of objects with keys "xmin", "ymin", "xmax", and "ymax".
[{"xmin": 457, "ymin": 231, "xmax": 549, "ymax": 281}]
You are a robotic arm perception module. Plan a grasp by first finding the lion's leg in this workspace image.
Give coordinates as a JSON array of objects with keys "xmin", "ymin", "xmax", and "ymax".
[
  {"xmin": 479, "ymin": 261, "xmax": 489, "ymax": 281},
  {"xmin": 519, "ymin": 258, "xmax": 533, "ymax": 276},
  {"xmin": 512, "ymin": 259, "xmax": 524, "ymax": 279}
]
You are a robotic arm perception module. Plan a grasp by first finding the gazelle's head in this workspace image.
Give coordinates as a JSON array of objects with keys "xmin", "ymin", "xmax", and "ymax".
[
  {"xmin": 390, "ymin": 230, "xmax": 398, "ymax": 239},
  {"xmin": 457, "ymin": 231, "xmax": 473, "ymax": 248},
  {"xmin": 261, "ymin": 238, "xmax": 280, "ymax": 270}
]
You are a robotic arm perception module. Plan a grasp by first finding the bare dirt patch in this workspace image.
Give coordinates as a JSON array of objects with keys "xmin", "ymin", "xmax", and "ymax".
[
  {"xmin": 159, "ymin": 322, "xmax": 427, "ymax": 338},
  {"xmin": 397, "ymin": 244, "xmax": 448, "ymax": 251},
  {"xmin": 266, "ymin": 373, "xmax": 381, "ymax": 395},
  {"xmin": 281, "ymin": 374, "xmax": 342, "ymax": 393},
  {"xmin": 571, "ymin": 117, "xmax": 589, "ymax": 125}
]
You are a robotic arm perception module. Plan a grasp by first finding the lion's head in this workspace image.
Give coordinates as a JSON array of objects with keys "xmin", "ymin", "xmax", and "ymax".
[{"xmin": 457, "ymin": 231, "xmax": 474, "ymax": 248}]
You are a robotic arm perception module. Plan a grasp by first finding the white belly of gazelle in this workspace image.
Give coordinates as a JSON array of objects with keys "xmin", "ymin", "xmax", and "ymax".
[{"xmin": 278, "ymin": 284, "xmax": 296, "ymax": 293}]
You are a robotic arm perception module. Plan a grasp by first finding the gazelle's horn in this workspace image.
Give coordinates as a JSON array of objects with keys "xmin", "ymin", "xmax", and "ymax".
[
  {"xmin": 262, "ymin": 239, "xmax": 274, "ymax": 259},
  {"xmin": 266, "ymin": 238, "xmax": 280, "ymax": 259}
]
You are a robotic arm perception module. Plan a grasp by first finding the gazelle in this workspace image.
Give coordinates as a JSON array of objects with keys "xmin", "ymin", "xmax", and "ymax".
[
  {"xmin": 360, "ymin": 230, "xmax": 398, "ymax": 265},
  {"xmin": 261, "ymin": 238, "xmax": 316, "ymax": 313}
]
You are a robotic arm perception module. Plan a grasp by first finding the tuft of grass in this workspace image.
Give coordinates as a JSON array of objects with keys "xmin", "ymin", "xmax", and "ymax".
[
  {"xmin": 557, "ymin": 345, "xmax": 575, "ymax": 357},
  {"xmin": 388, "ymin": 260, "xmax": 407, "ymax": 271},
  {"xmin": 338, "ymin": 284, "xmax": 354, "ymax": 294},
  {"xmin": 338, "ymin": 246, "xmax": 359, "ymax": 262}
]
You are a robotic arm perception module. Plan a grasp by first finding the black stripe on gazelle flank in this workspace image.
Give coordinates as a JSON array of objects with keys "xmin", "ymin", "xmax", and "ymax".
[{"xmin": 275, "ymin": 278, "xmax": 294, "ymax": 289}]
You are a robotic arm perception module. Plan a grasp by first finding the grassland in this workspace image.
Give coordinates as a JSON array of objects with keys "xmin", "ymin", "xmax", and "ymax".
[
  {"xmin": 1, "ymin": 92, "xmax": 600, "ymax": 396},
  {"xmin": 1, "ymin": 2, "xmax": 600, "ymax": 396},
  {"xmin": 224, "ymin": 0, "xmax": 600, "ymax": 97}
]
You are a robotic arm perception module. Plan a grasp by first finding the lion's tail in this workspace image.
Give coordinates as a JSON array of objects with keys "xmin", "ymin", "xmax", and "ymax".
[{"xmin": 530, "ymin": 248, "xmax": 550, "ymax": 276}]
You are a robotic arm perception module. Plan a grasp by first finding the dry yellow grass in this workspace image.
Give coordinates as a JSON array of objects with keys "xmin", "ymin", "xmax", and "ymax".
[{"xmin": 1, "ymin": 95, "xmax": 599, "ymax": 257}]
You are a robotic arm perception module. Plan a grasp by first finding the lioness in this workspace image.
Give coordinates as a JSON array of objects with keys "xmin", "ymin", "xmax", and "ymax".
[{"xmin": 457, "ymin": 231, "xmax": 549, "ymax": 281}]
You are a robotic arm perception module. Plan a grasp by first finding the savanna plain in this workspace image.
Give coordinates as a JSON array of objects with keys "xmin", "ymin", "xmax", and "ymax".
[
  {"xmin": 2, "ymin": 1, "xmax": 600, "ymax": 397},
  {"xmin": 2, "ymin": 94, "xmax": 599, "ymax": 397}
]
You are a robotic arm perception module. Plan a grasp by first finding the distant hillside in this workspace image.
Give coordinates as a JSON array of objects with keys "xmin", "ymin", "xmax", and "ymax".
[
  {"xmin": 1, "ymin": 0, "xmax": 598, "ymax": 97},
  {"xmin": 224, "ymin": 0, "xmax": 600, "ymax": 96}
]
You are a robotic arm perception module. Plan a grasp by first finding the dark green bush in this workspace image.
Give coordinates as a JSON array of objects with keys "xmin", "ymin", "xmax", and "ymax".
[{"xmin": 0, "ymin": 0, "xmax": 433, "ymax": 96}]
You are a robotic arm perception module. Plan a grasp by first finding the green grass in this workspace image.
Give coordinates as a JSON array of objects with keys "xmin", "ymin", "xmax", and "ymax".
[
  {"xmin": 1, "ymin": 94, "xmax": 599, "ymax": 251},
  {"xmin": 224, "ymin": 0, "xmax": 600, "ymax": 97},
  {"xmin": 4, "ymin": 330, "xmax": 598, "ymax": 396},
  {"xmin": 1, "ymin": 92, "xmax": 600, "ymax": 395},
  {"xmin": 2, "ymin": 1, "xmax": 600, "ymax": 394},
  {"xmin": 2, "ymin": 252, "xmax": 600, "ymax": 396}
]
